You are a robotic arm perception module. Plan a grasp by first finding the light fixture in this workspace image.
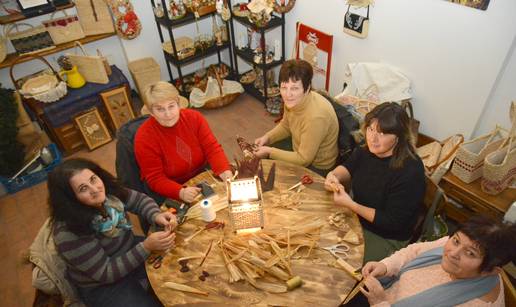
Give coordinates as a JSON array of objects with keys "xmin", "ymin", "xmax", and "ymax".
[{"xmin": 226, "ymin": 176, "xmax": 264, "ymax": 234}]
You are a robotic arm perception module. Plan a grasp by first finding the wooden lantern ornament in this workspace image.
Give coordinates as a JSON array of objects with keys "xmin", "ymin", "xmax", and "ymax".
[{"xmin": 226, "ymin": 176, "xmax": 264, "ymax": 234}]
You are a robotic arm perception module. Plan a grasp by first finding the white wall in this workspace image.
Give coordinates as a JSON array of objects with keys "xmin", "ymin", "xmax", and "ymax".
[
  {"xmin": 286, "ymin": 0, "xmax": 516, "ymax": 140},
  {"xmin": 2, "ymin": 0, "xmax": 515, "ymax": 141},
  {"xmin": 472, "ymin": 35, "xmax": 516, "ymax": 137}
]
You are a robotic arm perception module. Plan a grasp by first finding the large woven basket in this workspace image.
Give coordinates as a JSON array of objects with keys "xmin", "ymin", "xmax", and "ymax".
[
  {"xmin": 128, "ymin": 57, "xmax": 161, "ymax": 105},
  {"xmin": 451, "ymin": 127, "xmax": 504, "ymax": 183},
  {"xmin": 10, "ymin": 55, "xmax": 67, "ymax": 103},
  {"xmin": 451, "ymin": 126, "xmax": 506, "ymax": 183},
  {"xmin": 481, "ymin": 102, "xmax": 516, "ymax": 195},
  {"xmin": 189, "ymin": 68, "xmax": 243, "ymax": 109}
]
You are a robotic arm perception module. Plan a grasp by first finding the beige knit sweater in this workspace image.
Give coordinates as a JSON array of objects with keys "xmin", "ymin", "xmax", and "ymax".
[{"xmin": 266, "ymin": 91, "xmax": 338, "ymax": 169}]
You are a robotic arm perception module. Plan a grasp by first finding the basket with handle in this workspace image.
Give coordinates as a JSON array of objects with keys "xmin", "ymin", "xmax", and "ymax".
[
  {"xmin": 5, "ymin": 23, "xmax": 55, "ymax": 55},
  {"xmin": 0, "ymin": 32, "xmax": 6, "ymax": 63},
  {"xmin": 9, "ymin": 55, "xmax": 67, "ymax": 103},
  {"xmin": 451, "ymin": 126, "xmax": 506, "ymax": 183},
  {"xmin": 42, "ymin": 10, "xmax": 85, "ymax": 45},
  {"xmin": 481, "ymin": 102, "xmax": 516, "ymax": 195},
  {"xmin": 189, "ymin": 66, "xmax": 244, "ymax": 109}
]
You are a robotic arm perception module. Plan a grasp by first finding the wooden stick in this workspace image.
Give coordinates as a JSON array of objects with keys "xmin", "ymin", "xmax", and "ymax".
[
  {"xmin": 342, "ymin": 278, "xmax": 366, "ymax": 304},
  {"xmin": 183, "ymin": 227, "xmax": 204, "ymax": 243},
  {"xmin": 198, "ymin": 240, "xmax": 213, "ymax": 268},
  {"xmin": 287, "ymin": 230, "xmax": 291, "ymax": 270},
  {"xmin": 163, "ymin": 281, "xmax": 209, "ymax": 296},
  {"xmin": 336, "ymin": 258, "xmax": 362, "ymax": 281}
]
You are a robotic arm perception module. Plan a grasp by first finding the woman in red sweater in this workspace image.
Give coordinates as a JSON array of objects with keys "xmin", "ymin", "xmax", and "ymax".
[{"xmin": 134, "ymin": 81, "xmax": 232, "ymax": 203}]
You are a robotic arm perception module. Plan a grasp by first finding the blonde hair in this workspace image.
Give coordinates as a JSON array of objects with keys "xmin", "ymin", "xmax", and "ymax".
[{"xmin": 144, "ymin": 81, "xmax": 180, "ymax": 109}]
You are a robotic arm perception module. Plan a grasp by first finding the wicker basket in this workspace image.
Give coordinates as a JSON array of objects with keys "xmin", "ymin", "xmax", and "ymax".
[
  {"xmin": 162, "ymin": 37, "xmax": 195, "ymax": 60},
  {"xmin": 128, "ymin": 57, "xmax": 161, "ymax": 105},
  {"xmin": 186, "ymin": 2, "xmax": 216, "ymax": 17},
  {"xmin": 189, "ymin": 68, "xmax": 243, "ymax": 109},
  {"xmin": 481, "ymin": 103, "xmax": 516, "ymax": 195},
  {"xmin": 481, "ymin": 134, "xmax": 516, "ymax": 195},
  {"xmin": 451, "ymin": 126, "xmax": 506, "ymax": 183},
  {"xmin": 10, "ymin": 55, "xmax": 67, "ymax": 103}
]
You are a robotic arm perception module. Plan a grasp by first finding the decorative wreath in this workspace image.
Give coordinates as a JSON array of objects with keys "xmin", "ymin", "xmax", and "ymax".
[
  {"xmin": 273, "ymin": 0, "xmax": 296, "ymax": 14},
  {"xmin": 109, "ymin": 0, "xmax": 142, "ymax": 40}
]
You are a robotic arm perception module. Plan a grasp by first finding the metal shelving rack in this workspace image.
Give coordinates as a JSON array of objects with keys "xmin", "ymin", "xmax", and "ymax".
[
  {"xmin": 228, "ymin": 1, "xmax": 285, "ymax": 103},
  {"xmin": 150, "ymin": 0, "xmax": 235, "ymax": 96}
]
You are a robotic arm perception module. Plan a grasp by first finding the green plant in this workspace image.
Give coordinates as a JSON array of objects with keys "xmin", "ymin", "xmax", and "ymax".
[{"xmin": 0, "ymin": 84, "xmax": 25, "ymax": 177}]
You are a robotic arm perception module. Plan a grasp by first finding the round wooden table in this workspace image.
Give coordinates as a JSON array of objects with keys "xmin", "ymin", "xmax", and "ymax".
[{"xmin": 146, "ymin": 159, "xmax": 364, "ymax": 306}]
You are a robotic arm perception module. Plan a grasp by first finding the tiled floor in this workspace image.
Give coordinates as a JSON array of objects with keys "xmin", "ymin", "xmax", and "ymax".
[{"xmin": 0, "ymin": 94, "xmax": 277, "ymax": 307}]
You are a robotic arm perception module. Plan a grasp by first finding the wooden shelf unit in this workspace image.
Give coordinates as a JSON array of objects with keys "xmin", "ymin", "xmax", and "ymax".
[
  {"xmin": 0, "ymin": 3, "xmax": 74, "ymax": 24},
  {"xmin": 1, "ymin": 33, "xmax": 116, "ymax": 70}
]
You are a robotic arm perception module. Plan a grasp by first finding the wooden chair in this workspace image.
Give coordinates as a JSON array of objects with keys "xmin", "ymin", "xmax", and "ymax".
[{"xmin": 501, "ymin": 270, "xmax": 516, "ymax": 307}]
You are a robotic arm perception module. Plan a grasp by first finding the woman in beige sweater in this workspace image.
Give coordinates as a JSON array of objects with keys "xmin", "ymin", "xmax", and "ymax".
[{"xmin": 254, "ymin": 59, "xmax": 339, "ymax": 176}]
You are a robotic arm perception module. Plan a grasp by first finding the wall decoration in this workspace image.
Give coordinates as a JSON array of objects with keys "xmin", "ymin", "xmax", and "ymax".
[
  {"xmin": 295, "ymin": 23, "xmax": 333, "ymax": 91},
  {"xmin": 108, "ymin": 0, "xmax": 142, "ymax": 40},
  {"xmin": 100, "ymin": 87, "xmax": 135, "ymax": 130},
  {"xmin": 343, "ymin": 5, "xmax": 369, "ymax": 39},
  {"xmin": 444, "ymin": 0, "xmax": 490, "ymax": 11},
  {"xmin": 74, "ymin": 108, "xmax": 112, "ymax": 150}
]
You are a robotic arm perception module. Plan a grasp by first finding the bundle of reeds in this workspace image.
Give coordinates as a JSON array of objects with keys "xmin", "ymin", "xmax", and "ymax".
[{"xmin": 218, "ymin": 220, "xmax": 325, "ymax": 293}]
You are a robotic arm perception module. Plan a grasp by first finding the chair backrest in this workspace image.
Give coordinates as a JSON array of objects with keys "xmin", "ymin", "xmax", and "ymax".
[
  {"xmin": 409, "ymin": 175, "xmax": 450, "ymax": 243},
  {"xmin": 115, "ymin": 115, "xmax": 149, "ymax": 193},
  {"xmin": 115, "ymin": 115, "xmax": 165, "ymax": 207},
  {"xmin": 501, "ymin": 270, "xmax": 516, "ymax": 307},
  {"xmin": 316, "ymin": 90, "xmax": 360, "ymax": 164}
]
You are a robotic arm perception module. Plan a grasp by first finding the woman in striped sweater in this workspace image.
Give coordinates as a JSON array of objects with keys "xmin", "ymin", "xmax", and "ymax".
[{"xmin": 49, "ymin": 159, "xmax": 176, "ymax": 307}]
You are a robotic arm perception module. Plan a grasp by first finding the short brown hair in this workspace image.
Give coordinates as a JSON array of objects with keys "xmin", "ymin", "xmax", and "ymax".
[
  {"xmin": 363, "ymin": 102, "xmax": 417, "ymax": 169},
  {"xmin": 278, "ymin": 59, "xmax": 313, "ymax": 92}
]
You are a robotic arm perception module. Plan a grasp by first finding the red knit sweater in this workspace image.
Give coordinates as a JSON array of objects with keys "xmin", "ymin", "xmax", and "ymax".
[{"xmin": 134, "ymin": 109, "xmax": 230, "ymax": 200}]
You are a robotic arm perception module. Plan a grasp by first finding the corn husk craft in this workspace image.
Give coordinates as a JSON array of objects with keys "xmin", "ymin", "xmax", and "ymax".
[{"xmin": 218, "ymin": 220, "xmax": 324, "ymax": 292}]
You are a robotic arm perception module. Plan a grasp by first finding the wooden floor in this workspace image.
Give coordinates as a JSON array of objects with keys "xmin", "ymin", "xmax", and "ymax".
[{"xmin": 0, "ymin": 94, "xmax": 277, "ymax": 307}]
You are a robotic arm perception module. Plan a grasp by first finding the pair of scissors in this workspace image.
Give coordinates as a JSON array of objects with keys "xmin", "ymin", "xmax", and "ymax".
[
  {"xmin": 287, "ymin": 174, "xmax": 314, "ymax": 191},
  {"xmin": 322, "ymin": 243, "xmax": 351, "ymax": 260},
  {"xmin": 147, "ymin": 254, "xmax": 164, "ymax": 269}
]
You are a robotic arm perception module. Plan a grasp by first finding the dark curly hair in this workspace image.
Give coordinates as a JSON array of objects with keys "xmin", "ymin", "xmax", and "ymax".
[
  {"xmin": 455, "ymin": 215, "xmax": 516, "ymax": 272},
  {"xmin": 48, "ymin": 158, "xmax": 128, "ymax": 235},
  {"xmin": 278, "ymin": 59, "xmax": 313, "ymax": 92},
  {"xmin": 363, "ymin": 102, "xmax": 418, "ymax": 169}
]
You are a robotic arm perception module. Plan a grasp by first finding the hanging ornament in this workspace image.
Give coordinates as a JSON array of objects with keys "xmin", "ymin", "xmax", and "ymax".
[
  {"xmin": 109, "ymin": 0, "xmax": 142, "ymax": 40},
  {"xmin": 273, "ymin": 0, "xmax": 296, "ymax": 14},
  {"xmin": 220, "ymin": 0, "xmax": 231, "ymax": 21},
  {"xmin": 216, "ymin": 0, "xmax": 224, "ymax": 13}
]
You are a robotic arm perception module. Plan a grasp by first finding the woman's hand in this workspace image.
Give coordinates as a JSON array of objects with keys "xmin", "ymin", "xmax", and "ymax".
[
  {"xmin": 362, "ymin": 261, "xmax": 387, "ymax": 278},
  {"xmin": 143, "ymin": 230, "xmax": 176, "ymax": 252},
  {"xmin": 254, "ymin": 145, "xmax": 272, "ymax": 159},
  {"xmin": 324, "ymin": 171, "xmax": 340, "ymax": 192},
  {"xmin": 180, "ymin": 186, "xmax": 201, "ymax": 203},
  {"xmin": 219, "ymin": 170, "xmax": 232, "ymax": 181},
  {"xmin": 154, "ymin": 211, "xmax": 178, "ymax": 231},
  {"xmin": 254, "ymin": 135, "xmax": 269, "ymax": 147},
  {"xmin": 333, "ymin": 184, "xmax": 354, "ymax": 208},
  {"xmin": 361, "ymin": 276, "xmax": 387, "ymax": 306}
]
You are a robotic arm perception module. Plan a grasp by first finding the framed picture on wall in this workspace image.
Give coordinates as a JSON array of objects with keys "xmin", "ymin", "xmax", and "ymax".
[
  {"xmin": 74, "ymin": 108, "xmax": 112, "ymax": 150},
  {"xmin": 444, "ymin": 0, "xmax": 490, "ymax": 10},
  {"xmin": 100, "ymin": 87, "xmax": 135, "ymax": 130}
]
